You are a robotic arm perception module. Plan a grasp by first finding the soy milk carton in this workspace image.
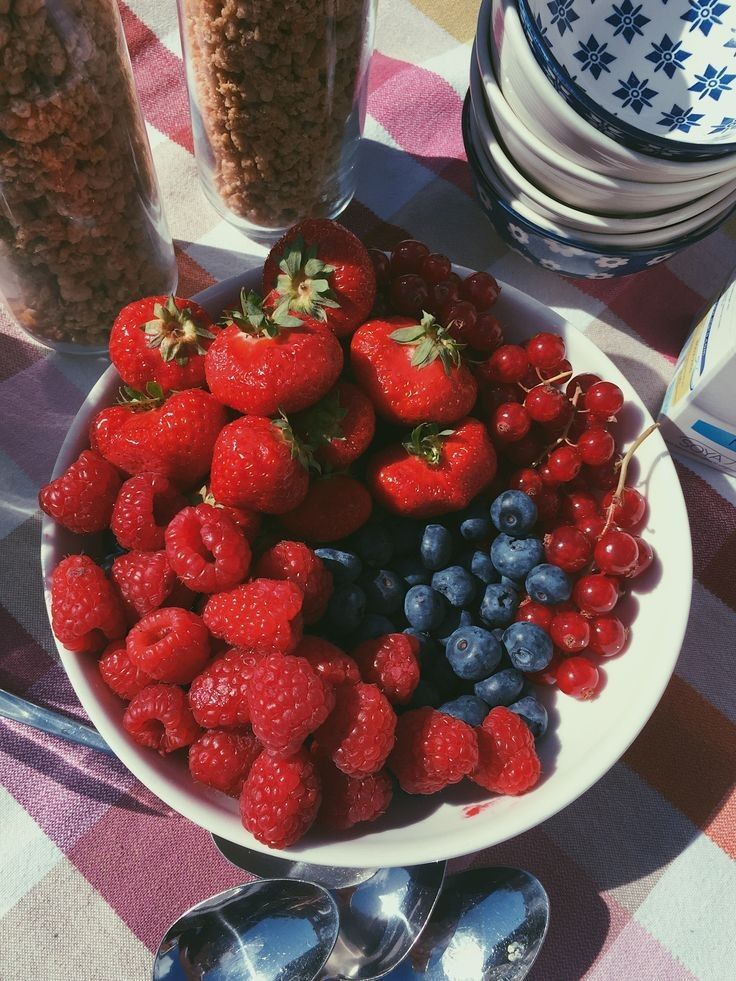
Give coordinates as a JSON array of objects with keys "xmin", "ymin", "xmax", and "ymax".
[{"xmin": 658, "ymin": 273, "xmax": 736, "ymax": 475}]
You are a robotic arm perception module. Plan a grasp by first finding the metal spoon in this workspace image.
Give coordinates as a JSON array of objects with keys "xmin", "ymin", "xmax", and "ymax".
[
  {"xmin": 153, "ymin": 878, "xmax": 340, "ymax": 981},
  {"xmin": 381, "ymin": 867, "xmax": 549, "ymax": 980},
  {"xmin": 0, "ymin": 689, "xmax": 114, "ymax": 755}
]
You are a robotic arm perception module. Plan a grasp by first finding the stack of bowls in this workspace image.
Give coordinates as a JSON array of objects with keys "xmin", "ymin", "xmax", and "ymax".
[{"xmin": 465, "ymin": 0, "xmax": 736, "ymax": 278}]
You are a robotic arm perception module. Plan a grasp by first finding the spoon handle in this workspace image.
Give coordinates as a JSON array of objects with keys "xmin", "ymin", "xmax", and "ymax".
[{"xmin": 0, "ymin": 689, "xmax": 114, "ymax": 755}]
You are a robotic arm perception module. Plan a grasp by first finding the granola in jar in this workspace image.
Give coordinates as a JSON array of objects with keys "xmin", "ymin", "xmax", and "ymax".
[
  {"xmin": 178, "ymin": 0, "xmax": 376, "ymax": 235},
  {"xmin": 0, "ymin": 0, "xmax": 176, "ymax": 351}
]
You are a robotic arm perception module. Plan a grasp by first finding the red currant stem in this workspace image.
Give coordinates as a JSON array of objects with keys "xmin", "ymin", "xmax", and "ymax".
[
  {"xmin": 600, "ymin": 422, "xmax": 659, "ymax": 536},
  {"xmin": 531, "ymin": 385, "xmax": 583, "ymax": 467},
  {"xmin": 536, "ymin": 367, "xmax": 574, "ymax": 386}
]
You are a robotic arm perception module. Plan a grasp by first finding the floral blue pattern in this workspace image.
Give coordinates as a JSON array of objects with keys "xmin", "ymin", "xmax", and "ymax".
[
  {"xmin": 644, "ymin": 34, "xmax": 692, "ymax": 78},
  {"xmin": 546, "ymin": 0, "xmax": 579, "ymax": 36},
  {"xmin": 605, "ymin": 0, "xmax": 651, "ymax": 43},
  {"xmin": 573, "ymin": 34, "xmax": 617, "ymax": 78},
  {"xmin": 711, "ymin": 115, "xmax": 736, "ymax": 133},
  {"xmin": 689, "ymin": 63, "xmax": 736, "ymax": 100},
  {"xmin": 657, "ymin": 103, "xmax": 705, "ymax": 131},
  {"xmin": 613, "ymin": 71, "xmax": 658, "ymax": 113},
  {"xmin": 681, "ymin": 0, "xmax": 730, "ymax": 37}
]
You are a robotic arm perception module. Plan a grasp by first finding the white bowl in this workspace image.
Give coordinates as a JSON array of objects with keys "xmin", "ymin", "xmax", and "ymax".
[
  {"xmin": 481, "ymin": 0, "xmax": 736, "ymax": 183},
  {"xmin": 41, "ymin": 267, "xmax": 692, "ymax": 868},
  {"xmin": 474, "ymin": 38, "xmax": 736, "ymax": 215},
  {"xmin": 469, "ymin": 57, "xmax": 736, "ymax": 243}
]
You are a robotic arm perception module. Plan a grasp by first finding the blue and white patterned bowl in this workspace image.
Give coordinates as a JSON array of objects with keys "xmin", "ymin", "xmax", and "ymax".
[
  {"xmin": 519, "ymin": 0, "xmax": 736, "ymax": 159},
  {"xmin": 462, "ymin": 93, "xmax": 735, "ymax": 276}
]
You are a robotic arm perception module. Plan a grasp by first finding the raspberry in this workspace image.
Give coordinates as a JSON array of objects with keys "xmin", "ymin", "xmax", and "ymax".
[
  {"xmin": 165, "ymin": 504, "xmax": 252, "ymax": 593},
  {"xmin": 39, "ymin": 450, "xmax": 122, "ymax": 533},
  {"xmin": 314, "ymin": 682, "xmax": 396, "ymax": 777},
  {"xmin": 248, "ymin": 654, "xmax": 335, "ymax": 756},
  {"xmin": 110, "ymin": 472, "xmax": 186, "ymax": 551},
  {"xmin": 50, "ymin": 555, "xmax": 126, "ymax": 654},
  {"xmin": 111, "ymin": 550, "xmax": 193, "ymax": 621},
  {"xmin": 123, "ymin": 684, "xmax": 201, "ymax": 754},
  {"xmin": 126, "ymin": 607, "xmax": 210, "ymax": 684},
  {"xmin": 240, "ymin": 748, "xmax": 321, "ymax": 848},
  {"xmin": 315, "ymin": 761, "xmax": 393, "ymax": 831},
  {"xmin": 188, "ymin": 652, "xmax": 260, "ymax": 728},
  {"xmin": 99, "ymin": 640, "xmax": 153, "ymax": 700},
  {"xmin": 471, "ymin": 706, "xmax": 541, "ymax": 795},
  {"xmin": 293, "ymin": 635, "xmax": 360, "ymax": 687},
  {"xmin": 254, "ymin": 541, "xmax": 333, "ymax": 625},
  {"xmin": 189, "ymin": 727, "xmax": 261, "ymax": 797},
  {"xmin": 203, "ymin": 579, "xmax": 304, "ymax": 655},
  {"xmin": 219, "ymin": 504, "xmax": 262, "ymax": 542},
  {"xmin": 388, "ymin": 708, "xmax": 478, "ymax": 795},
  {"xmin": 352, "ymin": 633, "xmax": 420, "ymax": 706}
]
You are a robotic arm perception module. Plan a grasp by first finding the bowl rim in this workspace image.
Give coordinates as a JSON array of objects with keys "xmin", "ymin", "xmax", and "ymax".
[
  {"xmin": 463, "ymin": 92, "xmax": 736, "ymax": 257},
  {"xmin": 478, "ymin": 0, "xmax": 736, "ymax": 180},
  {"xmin": 516, "ymin": 0, "xmax": 736, "ymax": 159},
  {"xmin": 468, "ymin": 50, "xmax": 736, "ymax": 240},
  {"xmin": 41, "ymin": 268, "xmax": 693, "ymax": 868}
]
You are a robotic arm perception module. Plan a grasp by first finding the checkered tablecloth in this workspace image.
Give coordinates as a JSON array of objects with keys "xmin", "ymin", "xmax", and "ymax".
[{"xmin": 1, "ymin": 1, "xmax": 735, "ymax": 978}]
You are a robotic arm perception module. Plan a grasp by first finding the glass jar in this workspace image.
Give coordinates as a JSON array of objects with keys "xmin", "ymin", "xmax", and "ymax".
[
  {"xmin": 0, "ymin": 0, "xmax": 177, "ymax": 354},
  {"xmin": 177, "ymin": 0, "xmax": 376, "ymax": 238}
]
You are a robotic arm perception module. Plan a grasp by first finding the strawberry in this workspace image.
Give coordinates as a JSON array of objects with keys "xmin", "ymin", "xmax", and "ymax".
[
  {"xmin": 204, "ymin": 290, "xmax": 343, "ymax": 416},
  {"xmin": 280, "ymin": 473, "xmax": 372, "ymax": 542},
  {"xmin": 366, "ymin": 419, "xmax": 497, "ymax": 518},
  {"xmin": 210, "ymin": 415, "xmax": 310, "ymax": 514},
  {"xmin": 350, "ymin": 313, "xmax": 477, "ymax": 425},
  {"xmin": 109, "ymin": 294, "xmax": 216, "ymax": 394},
  {"xmin": 262, "ymin": 219, "xmax": 375, "ymax": 338},
  {"xmin": 293, "ymin": 381, "xmax": 376, "ymax": 470}
]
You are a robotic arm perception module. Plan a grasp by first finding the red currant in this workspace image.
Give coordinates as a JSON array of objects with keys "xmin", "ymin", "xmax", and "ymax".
[
  {"xmin": 460, "ymin": 271, "xmax": 501, "ymax": 311},
  {"xmin": 556, "ymin": 656, "xmax": 600, "ymax": 699},
  {"xmin": 526, "ymin": 332, "xmax": 566, "ymax": 371},
  {"xmin": 625, "ymin": 537, "xmax": 654, "ymax": 578},
  {"xmin": 526, "ymin": 651, "xmax": 563, "ymax": 686},
  {"xmin": 601, "ymin": 486, "xmax": 646, "ymax": 530},
  {"xmin": 524, "ymin": 385, "xmax": 569, "ymax": 424},
  {"xmin": 538, "ymin": 358, "xmax": 573, "ymax": 382},
  {"xmin": 488, "ymin": 345, "xmax": 529, "ymax": 383},
  {"xmin": 550, "ymin": 610, "xmax": 590, "ymax": 653},
  {"xmin": 585, "ymin": 380, "xmax": 624, "ymax": 419},
  {"xmin": 561, "ymin": 491, "xmax": 598, "ymax": 523},
  {"xmin": 505, "ymin": 433, "xmax": 543, "ymax": 467},
  {"xmin": 585, "ymin": 455, "xmax": 622, "ymax": 490},
  {"xmin": 508, "ymin": 468, "xmax": 543, "ymax": 497},
  {"xmin": 566, "ymin": 373, "xmax": 601, "ymax": 398},
  {"xmin": 576, "ymin": 513, "xmax": 606, "ymax": 540},
  {"xmin": 535, "ymin": 487, "xmax": 561, "ymax": 522},
  {"xmin": 390, "ymin": 239, "xmax": 430, "ymax": 276},
  {"xmin": 594, "ymin": 530, "xmax": 639, "ymax": 576},
  {"xmin": 368, "ymin": 248, "xmax": 390, "ymax": 286},
  {"xmin": 577, "ymin": 427, "xmax": 615, "ymax": 467},
  {"xmin": 445, "ymin": 300, "xmax": 477, "ymax": 339},
  {"xmin": 515, "ymin": 599, "xmax": 553, "ymax": 630},
  {"xmin": 539, "ymin": 462, "xmax": 560, "ymax": 488},
  {"xmin": 545, "ymin": 445, "xmax": 582, "ymax": 483},
  {"xmin": 481, "ymin": 383, "xmax": 523, "ymax": 412},
  {"xmin": 491, "ymin": 403, "xmax": 531, "ymax": 443},
  {"xmin": 572, "ymin": 574, "xmax": 620, "ymax": 614},
  {"xmin": 429, "ymin": 275, "xmax": 462, "ymax": 318},
  {"xmin": 545, "ymin": 525, "xmax": 592, "ymax": 572},
  {"xmin": 390, "ymin": 274, "xmax": 429, "ymax": 317},
  {"xmin": 466, "ymin": 313, "xmax": 504, "ymax": 353},
  {"xmin": 419, "ymin": 252, "xmax": 452, "ymax": 285},
  {"xmin": 588, "ymin": 615, "xmax": 627, "ymax": 657}
]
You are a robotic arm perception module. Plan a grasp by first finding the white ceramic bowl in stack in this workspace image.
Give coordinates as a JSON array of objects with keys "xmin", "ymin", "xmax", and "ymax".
[{"xmin": 465, "ymin": 0, "xmax": 736, "ymax": 278}]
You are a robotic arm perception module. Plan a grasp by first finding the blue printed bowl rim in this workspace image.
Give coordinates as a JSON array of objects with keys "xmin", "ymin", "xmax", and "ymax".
[
  {"xmin": 462, "ymin": 92, "xmax": 735, "ymax": 256},
  {"xmin": 516, "ymin": 0, "xmax": 736, "ymax": 161}
]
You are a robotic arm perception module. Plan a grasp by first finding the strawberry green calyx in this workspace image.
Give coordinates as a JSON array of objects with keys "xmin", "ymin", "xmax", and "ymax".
[
  {"xmin": 271, "ymin": 236, "xmax": 341, "ymax": 323},
  {"xmin": 272, "ymin": 412, "xmax": 319, "ymax": 473},
  {"xmin": 117, "ymin": 381, "xmax": 166, "ymax": 411},
  {"xmin": 403, "ymin": 423, "xmax": 455, "ymax": 467},
  {"xmin": 390, "ymin": 312, "xmax": 465, "ymax": 375},
  {"xmin": 299, "ymin": 389, "xmax": 348, "ymax": 445},
  {"xmin": 142, "ymin": 294, "xmax": 215, "ymax": 364},
  {"xmin": 224, "ymin": 289, "xmax": 302, "ymax": 337}
]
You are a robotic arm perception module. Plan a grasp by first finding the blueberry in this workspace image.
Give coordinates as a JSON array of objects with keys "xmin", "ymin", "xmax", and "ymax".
[
  {"xmin": 502, "ymin": 621, "xmax": 554, "ymax": 672},
  {"xmin": 525, "ymin": 563, "xmax": 572, "ymax": 605},
  {"xmin": 408, "ymin": 679, "xmax": 441, "ymax": 709},
  {"xmin": 509, "ymin": 695, "xmax": 548, "ymax": 738},
  {"xmin": 359, "ymin": 568, "xmax": 407, "ymax": 616},
  {"xmin": 439, "ymin": 694, "xmax": 489, "ymax": 726},
  {"xmin": 314, "ymin": 548, "xmax": 362, "ymax": 583},
  {"xmin": 491, "ymin": 627, "xmax": 506, "ymax": 646},
  {"xmin": 325, "ymin": 583, "xmax": 366, "ymax": 635},
  {"xmin": 479, "ymin": 582, "xmax": 520, "ymax": 627},
  {"xmin": 470, "ymin": 550, "xmax": 499, "ymax": 585},
  {"xmin": 446, "ymin": 625, "xmax": 503, "ymax": 681},
  {"xmin": 474, "ymin": 668, "xmax": 525, "ymax": 707},
  {"xmin": 491, "ymin": 534, "xmax": 545, "ymax": 581},
  {"xmin": 431, "ymin": 566, "xmax": 478, "ymax": 608},
  {"xmin": 404, "ymin": 584, "xmax": 447, "ymax": 632},
  {"xmin": 352, "ymin": 522, "xmax": 393, "ymax": 567},
  {"xmin": 349, "ymin": 613, "xmax": 397, "ymax": 646},
  {"xmin": 420, "ymin": 524, "xmax": 454, "ymax": 570},
  {"xmin": 436, "ymin": 608, "xmax": 475, "ymax": 649},
  {"xmin": 459, "ymin": 502, "xmax": 494, "ymax": 543},
  {"xmin": 394, "ymin": 554, "xmax": 431, "ymax": 587},
  {"xmin": 491, "ymin": 490, "xmax": 538, "ymax": 536}
]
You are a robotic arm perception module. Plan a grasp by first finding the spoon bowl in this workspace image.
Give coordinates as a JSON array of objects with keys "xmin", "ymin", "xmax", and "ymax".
[{"xmin": 153, "ymin": 878, "xmax": 339, "ymax": 981}]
